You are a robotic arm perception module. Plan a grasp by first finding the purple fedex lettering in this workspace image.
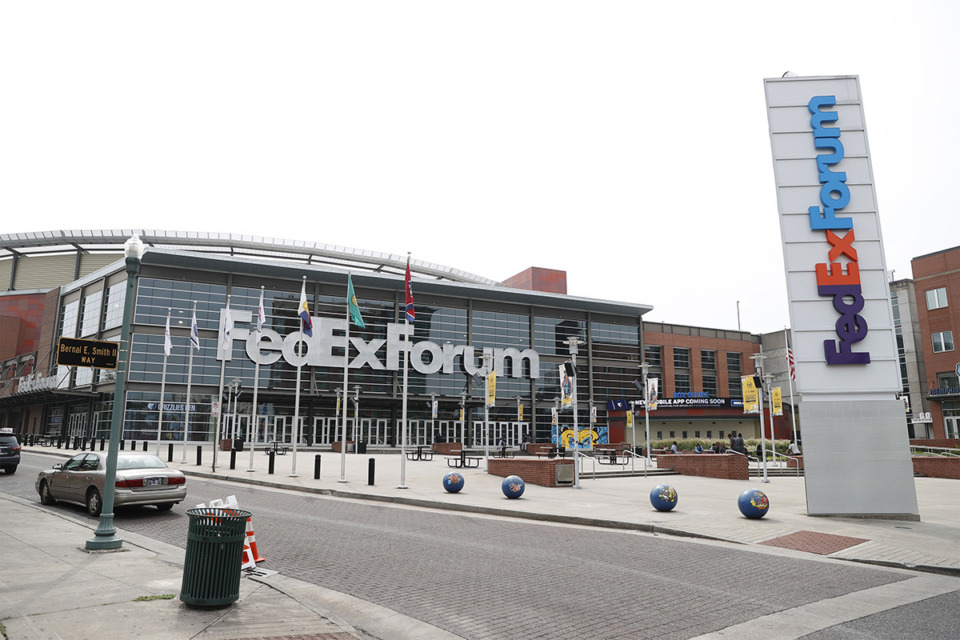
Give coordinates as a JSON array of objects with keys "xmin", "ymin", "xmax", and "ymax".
[{"xmin": 817, "ymin": 284, "xmax": 871, "ymax": 365}]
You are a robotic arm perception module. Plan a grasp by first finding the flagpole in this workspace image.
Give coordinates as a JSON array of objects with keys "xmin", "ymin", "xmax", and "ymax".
[
  {"xmin": 399, "ymin": 254, "xmax": 414, "ymax": 489},
  {"xmin": 157, "ymin": 308, "xmax": 171, "ymax": 457},
  {"xmin": 785, "ymin": 327, "xmax": 799, "ymax": 445},
  {"xmin": 249, "ymin": 287, "xmax": 264, "ymax": 472},
  {"xmin": 291, "ymin": 276, "xmax": 307, "ymax": 477},
  {"xmin": 339, "ymin": 274, "xmax": 351, "ymax": 483},
  {"xmin": 213, "ymin": 295, "xmax": 231, "ymax": 473},
  {"xmin": 182, "ymin": 302, "xmax": 198, "ymax": 463}
]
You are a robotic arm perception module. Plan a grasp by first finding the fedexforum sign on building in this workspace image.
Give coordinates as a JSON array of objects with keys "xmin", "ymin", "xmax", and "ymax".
[{"xmin": 764, "ymin": 74, "xmax": 919, "ymax": 519}]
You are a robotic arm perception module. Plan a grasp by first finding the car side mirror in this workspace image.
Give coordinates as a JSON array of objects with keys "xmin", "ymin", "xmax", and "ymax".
[{"xmin": 53, "ymin": 463, "xmax": 63, "ymax": 470}]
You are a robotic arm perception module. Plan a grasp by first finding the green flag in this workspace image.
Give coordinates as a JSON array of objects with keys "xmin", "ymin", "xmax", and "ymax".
[{"xmin": 347, "ymin": 275, "xmax": 365, "ymax": 328}]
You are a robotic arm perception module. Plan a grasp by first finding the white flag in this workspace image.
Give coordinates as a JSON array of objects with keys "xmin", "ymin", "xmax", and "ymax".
[
  {"xmin": 190, "ymin": 308, "xmax": 200, "ymax": 350},
  {"xmin": 219, "ymin": 305, "xmax": 234, "ymax": 353},
  {"xmin": 164, "ymin": 312, "xmax": 172, "ymax": 356},
  {"xmin": 256, "ymin": 289, "xmax": 265, "ymax": 338}
]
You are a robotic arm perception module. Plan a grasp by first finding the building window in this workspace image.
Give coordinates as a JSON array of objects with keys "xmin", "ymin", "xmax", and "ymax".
[
  {"xmin": 702, "ymin": 374, "xmax": 718, "ymax": 396},
  {"xmin": 675, "ymin": 373, "xmax": 691, "ymax": 393},
  {"xmin": 727, "ymin": 352, "xmax": 742, "ymax": 399},
  {"xmin": 673, "ymin": 348, "xmax": 690, "ymax": 369},
  {"xmin": 644, "ymin": 345, "xmax": 662, "ymax": 367},
  {"xmin": 700, "ymin": 350, "xmax": 716, "ymax": 370},
  {"xmin": 937, "ymin": 372, "xmax": 959, "ymax": 389},
  {"xmin": 925, "ymin": 287, "xmax": 948, "ymax": 310},
  {"xmin": 932, "ymin": 331, "xmax": 954, "ymax": 353}
]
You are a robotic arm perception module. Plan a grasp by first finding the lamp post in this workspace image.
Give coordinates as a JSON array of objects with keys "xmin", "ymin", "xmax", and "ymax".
[
  {"xmin": 640, "ymin": 362, "xmax": 650, "ymax": 462},
  {"xmin": 749, "ymin": 352, "xmax": 770, "ymax": 483},
  {"xmin": 459, "ymin": 391, "xmax": 467, "ymax": 446},
  {"xmin": 565, "ymin": 337, "xmax": 583, "ymax": 489},
  {"xmin": 482, "ymin": 351, "xmax": 493, "ymax": 470},
  {"xmin": 86, "ymin": 234, "xmax": 143, "ymax": 551},
  {"xmin": 353, "ymin": 385, "xmax": 361, "ymax": 452}
]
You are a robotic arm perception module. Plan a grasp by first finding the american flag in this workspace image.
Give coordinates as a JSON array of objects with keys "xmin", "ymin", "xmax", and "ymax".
[{"xmin": 786, "ymin": 335, "xmax": 796, "ymax": 381}]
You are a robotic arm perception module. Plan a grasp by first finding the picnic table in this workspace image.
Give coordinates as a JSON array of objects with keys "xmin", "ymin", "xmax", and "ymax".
[
  {"xmin": 264, "ymin": 440, "xmax": 289, "ymax": 455},
  {"xmin": 405, "ymin": 445, "xmax": 434, "ymax": 461},
  {"xmin": 445, "ymin": 450, "xmax": 482, "ymax": 468}
]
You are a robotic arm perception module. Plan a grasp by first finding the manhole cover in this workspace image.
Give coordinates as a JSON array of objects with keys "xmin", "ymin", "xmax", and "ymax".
[{"xmin": 759, "ymin": 530, "xmax": 869, "ymax": 555}]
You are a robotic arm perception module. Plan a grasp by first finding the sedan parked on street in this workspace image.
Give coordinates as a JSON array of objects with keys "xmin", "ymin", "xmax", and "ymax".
[{"xmin": 36, "ymin": 451, "xmax": 187, "ymax": 516}]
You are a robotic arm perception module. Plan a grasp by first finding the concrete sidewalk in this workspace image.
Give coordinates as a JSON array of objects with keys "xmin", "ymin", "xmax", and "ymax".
[{"xmin": 4, "ymin": 444, "xmax": 958, "ymax": 640}]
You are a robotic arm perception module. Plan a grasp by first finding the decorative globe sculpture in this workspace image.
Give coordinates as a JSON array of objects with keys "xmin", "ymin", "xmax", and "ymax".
[
  {"xmin": 738, "ymin": 488, "xmax": 770, "ymax": 519},
  {"xmin": 501, "ymin": 475, "xmax": 525, "ymax": 499},
  {"xmin": 649, "ymin": 484, "xmax": 678, "ymax": 511},
  {"xmin": 442, "ymin": 471, "xmax": 465, "ymax": 493}
]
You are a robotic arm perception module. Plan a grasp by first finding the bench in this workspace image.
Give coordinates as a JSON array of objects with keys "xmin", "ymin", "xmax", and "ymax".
[
  {"xmin": 264, "ymin": 441, "xmax": 289, "ymax": 455},
  {"xmin": 492, "ymin": 448, "xmax": 516, "ymax": 458},
  {"xmin": 445, "ymin": 454, "xmax": 482, "ymax": 468}
]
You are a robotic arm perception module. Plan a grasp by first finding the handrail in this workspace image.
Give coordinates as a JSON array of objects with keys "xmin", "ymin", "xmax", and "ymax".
[
  {"xmin": 909, "ymin": 444, "xmax": 960, "ymax": 458},
  {"xmin": 770, "ymin": 450, "xmax": 802, "ymax": 476},
  {"xmin": 584, "ymin": 449, "xmax": 649, "ymax": 479}
]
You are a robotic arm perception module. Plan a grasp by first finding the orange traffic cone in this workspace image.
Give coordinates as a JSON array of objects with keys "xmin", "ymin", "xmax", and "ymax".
[
  {"xmin": 241, "ymin": 541, "xmax": 256, "ymax": 570},
  {"xmin": 245, "ymin": 516, "xmax": 266, "ymax": 563}
]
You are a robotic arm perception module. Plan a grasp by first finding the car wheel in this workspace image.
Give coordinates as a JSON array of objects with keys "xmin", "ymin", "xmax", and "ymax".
[
  {"xmin": 156, "ymin": 503, "xmax": 174, "ymax": 511},
  {"xmin": 4, "ymin": 466, "xmax": 15, "ymax": 475},
  {"xmin": 86, "ymin": 488, "xmax": 102, "ymax": 517},
  {"xmin": 39, "ymin": 481, "xmax": 56, "ymax": 505}
]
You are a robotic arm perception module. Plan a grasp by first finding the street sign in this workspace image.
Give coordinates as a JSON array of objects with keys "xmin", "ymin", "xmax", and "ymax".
[{"xmin": 56, "ymin": 337, "xmax": 119, "ymax": 369}]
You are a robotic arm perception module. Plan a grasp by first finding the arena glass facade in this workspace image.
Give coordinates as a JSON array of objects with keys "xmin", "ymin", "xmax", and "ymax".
[{"xmin": 45, "ymin": 248, "xmax": 652, "ymax": 450}]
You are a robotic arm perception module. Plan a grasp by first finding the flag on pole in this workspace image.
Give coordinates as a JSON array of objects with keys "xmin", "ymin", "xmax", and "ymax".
[
  {"xmin": 298, "ymin": 280, "xmax": 313, "ymax": 337},
  {"xmin": 190, "ymin": 308, "xmax": 200, "ymax": 351},
  {"xmin": 164, "ymin": 312, "xmax": 172, "ymax": 356},
  {"xmin": 257, "ymin": 289, "xmax": 265, "ymax": 338},
  {"xmin": 219, "ymin": 304, "xmax": 234, "ymax": 353},
  {"xmin": 404, "ymin": 258, "xmax": 415, "ymax": 323},
  {"xmin": 786, "ymin": 335, "xmax": 796, "ymax": 381},
  {"xmin": 347, "ymin": 275, "xmax": 366, "ymax": 328}
]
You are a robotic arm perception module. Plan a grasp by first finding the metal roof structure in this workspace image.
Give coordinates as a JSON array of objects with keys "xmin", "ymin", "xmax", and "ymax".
[{"xmin": 0, "ymin": 229, "xmax": 500, "ymax": 286}]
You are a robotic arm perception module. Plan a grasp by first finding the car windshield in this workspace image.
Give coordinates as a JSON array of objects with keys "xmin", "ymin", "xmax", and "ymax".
[{"xmin": 116, "ymin": 455, "xmax": 167, "ymax": 470}]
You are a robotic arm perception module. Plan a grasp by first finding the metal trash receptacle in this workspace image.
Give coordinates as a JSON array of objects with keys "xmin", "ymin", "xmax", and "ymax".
[{"xmin": 180, "ymin": 508, "xmax": 252, "ymax": 607}]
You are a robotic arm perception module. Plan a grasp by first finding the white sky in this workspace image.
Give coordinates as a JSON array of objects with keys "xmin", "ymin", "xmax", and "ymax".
[{"xmin": 2, "ymin": 2, "xmax": 957, "ymax": 334}]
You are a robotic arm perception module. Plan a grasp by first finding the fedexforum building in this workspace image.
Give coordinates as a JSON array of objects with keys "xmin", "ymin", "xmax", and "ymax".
[{"xmin": 1, "ymin": 231, "xmax": 781, "ymax": 450}]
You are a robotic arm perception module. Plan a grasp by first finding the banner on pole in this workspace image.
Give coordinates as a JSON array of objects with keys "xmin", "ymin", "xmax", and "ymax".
[
  {"xmin": 486, "ymin": 370, "xmax": 496, "ymax": 407},
  {"xmin": 742, "ymin": 376, "xmax": 760, "ymax": 414},
  {"xmin": 772, "ymin": 387, "xmax": 783, "ymax": 416},
  {"xmin": 646, "ymin": 378, "xmax": 659, "ymax": 411}
]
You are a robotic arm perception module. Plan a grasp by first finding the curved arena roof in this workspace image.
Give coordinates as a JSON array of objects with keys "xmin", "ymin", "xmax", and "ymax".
[{"xmin": 0, "ymin": 229, "xmax": 500, "ymax": 292}]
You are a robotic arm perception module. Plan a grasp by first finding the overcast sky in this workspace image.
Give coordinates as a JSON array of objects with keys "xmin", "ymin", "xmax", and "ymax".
[{"xmin": 2, "ymin": 2, "xmax": 957, "ymax": 334}]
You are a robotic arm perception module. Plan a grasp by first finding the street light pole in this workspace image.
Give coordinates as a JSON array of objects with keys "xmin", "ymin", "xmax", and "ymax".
[
  {"xmin": 641, "ymin": 362, "xmax": 650, "ymax": 462},
  {"xmin": 565, "ymin": 337, "xmax": 583, "ymax": 489},
  {"xmin": 750, "ymin": 352, "xmax": 770, "ymax": 483},
  {"xmin": 482, "ymin": 351, "xmax": 493, "ymax": 470},
  {"xmin": 87, "ymin": 234, "xmax": 143, "ymax": 551}
]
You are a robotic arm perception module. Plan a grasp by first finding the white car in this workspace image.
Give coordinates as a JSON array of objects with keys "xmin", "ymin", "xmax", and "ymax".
[{"xmin": 36, "ymin": 451, "xmax": 187, "ymax": 516}]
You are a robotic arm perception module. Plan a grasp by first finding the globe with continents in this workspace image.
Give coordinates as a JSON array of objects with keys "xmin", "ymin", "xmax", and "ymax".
[
  {"xmin": 738, "ymin": 489, "xmax": 770, "ymax": 519},
  {"xmin": 501, "ymin": 475, "xmax": 525, "ymax": 498},
  {"xmin": 442, "ymin": 471, "xmax": 465, "ymax": 493},
  {"xmin": 649, "ymin": 484, "xmax": 678, "ymax": 511}
]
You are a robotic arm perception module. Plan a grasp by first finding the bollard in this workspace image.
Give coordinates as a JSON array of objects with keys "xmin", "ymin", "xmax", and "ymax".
[
  {"xmin": 229, "ymin": 449, "xmax": 236, "ymax": 470},
  {"xmin": 142, "ymin": 441, "xmax": 148, "ymax": 452},
  {"xmin": 119, "ymin": 439, "xmax": 125, "ymax": 450},
  {"xmin": 168, "ymin": 442, "xmax": 174, "ymax": 462},
  {"xmin": 268, "ymin": 450, "xmax": 275, "ymax": 475},
  {"xmin": 91, "ymin": 436, "xmax": 97, "ymax": 451},
  {"xmin": 314, "ymin": 454, "xmax": 321, "ymax": 480},
  {"xmin": 57, "ymin": 437, "xmax": 63, "ymax": 449},
  {"xmin": 81, "ymin": 438, "xmax": 87, "ymax": 451},
  {"xmin": 100, "ymin": 437, "xmax": 106, "ymax": 451},
  {"xmin": 368, "ymin": 457, "xmax": 375, "ymax": 485},
  {"xmin": 196, "ymin": 445, "xmax": 203, "ymax": 466}
]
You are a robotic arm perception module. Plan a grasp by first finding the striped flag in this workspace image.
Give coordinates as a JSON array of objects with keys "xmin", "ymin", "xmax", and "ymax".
[
  {"xmin": 347, "ymin": 275, "xmax": 365, "ymax": 328},
  {"xmin": 404, "ymin": 257, "xmax": 415, "ymax": 323},
  {"xmin": 163, "ymin": 311, "xmax": 172, "ymax": 356},
  {"xmin": 298, "ymin": 279, "xmax": 313, "ymax": 337},
  {"xmin": 256, "ymin": 288, "xmax": 265, "ymax": 338},
  {"xmin": 786, "ymin": 336, "xmax": 796, "ymax": 381},
  {"xmin": 190, "ymin": 308, "xmax": 200, "ymax": 350},
  {"xmin": 219, "ymin": 304, "xmax": 234, "ymax": 353}
]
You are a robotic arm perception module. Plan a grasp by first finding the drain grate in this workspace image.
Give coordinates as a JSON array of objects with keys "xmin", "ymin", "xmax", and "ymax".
[{"xmin": 759, "ymin": 530, "xmax": 869, "ymax": 555}]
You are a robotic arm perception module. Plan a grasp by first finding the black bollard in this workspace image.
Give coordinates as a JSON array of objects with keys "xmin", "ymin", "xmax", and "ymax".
[
  {"xmin": 142, "ymin": 441, "xmax": 148, "ymax": 452},
  {"xmin": 314, "ymin": 454, "xmax": 321, "ymax": 479},
  {"xmin": 81, "ymin": 438, "xmax": 87, "ymax": 451},
  {"xmin": 119, "ymin": 439, "xmax": 125, "ymax": 450},
  {"xmin": 196, "ymin": 445, "xmax": 202, "ymax": 466},
  {"xmin": 167, "ymin": 442, "xmax": 174, "ymax": 462},
  {"xmin": 268, "ymin": 450, "xmax": 275, "ymax": 475},
  {"xmin": 91, "ymin": 436, "xmax": 97, "ymax": 451},
  {"xmin": 57, "ymin": 437, "xmax": 63, "ymax": 449},
  {"xmin": 100, "ymin": 437, "xmax": 106, "ymax": 451},
  {"xmin": 229, "ymin": 449, "xmax": 236, "ymax": 470},
  {"xmin": 368, "ymin": 457, "xmax": 375, "ymax": 485}
]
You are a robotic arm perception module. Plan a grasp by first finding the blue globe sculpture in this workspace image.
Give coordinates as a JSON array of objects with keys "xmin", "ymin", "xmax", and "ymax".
[
  {"xmin": 442, "ymin": 471, "xmax": 465, "ymax": 493},
  {"xmin": 649, "ymin": 484, "xmax": 678, "ymax": 511},
  {"xmin": 738, "ymin": 488, "xmax": 770, "ymax": 519},
  {"xmin": 501, "ymin": 475, "xmax": 525, "ymax": 499}
]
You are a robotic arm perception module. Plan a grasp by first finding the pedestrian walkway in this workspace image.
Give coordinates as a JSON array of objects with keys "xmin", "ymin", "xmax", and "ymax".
[{"xmin": 4, "ymin": 444, "xmax": 958, "ymax": 640}]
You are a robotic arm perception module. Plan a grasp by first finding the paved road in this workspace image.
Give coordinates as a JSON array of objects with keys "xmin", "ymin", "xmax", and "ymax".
[{"xmin": 8, "ymin": 453, "xmax": 958, "ymax": 639}]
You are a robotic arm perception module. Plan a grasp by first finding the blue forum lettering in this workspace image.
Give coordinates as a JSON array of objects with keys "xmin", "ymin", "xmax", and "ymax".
[{"xmin": 808, "ymin": 95, "xmax": 870, "ymax": 365}]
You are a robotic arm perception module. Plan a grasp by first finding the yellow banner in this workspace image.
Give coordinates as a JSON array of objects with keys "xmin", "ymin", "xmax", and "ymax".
[
  {"xmin": 518, "ymin": 403, "xmax": 523, "ymax": 421},
  {"xmin": 772, "ymin": 387, "xmax": 783, "ymax": 416},
  {"xmin": 626, "ymin": 410, "xmax": 634, "ymax": 428},
  {"xmin": 486, "ymin": 370, "xmax": 496, "ymax": 407},
  {"xmin": 459, "ymin": 407, "xmax": 464, "ymax": 422},
  {"xmin": 742, "ymin": 375, "xmax": 759, "ymax": 414}
]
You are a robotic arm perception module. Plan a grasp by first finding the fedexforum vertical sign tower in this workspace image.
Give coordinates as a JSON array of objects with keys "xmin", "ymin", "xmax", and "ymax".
[{"xmin": 764, "ymin": 75, "xmax": 919, "ymax": 519}]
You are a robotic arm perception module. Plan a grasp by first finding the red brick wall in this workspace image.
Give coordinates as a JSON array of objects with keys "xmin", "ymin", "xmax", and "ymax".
[
  {"xmin": 656, "ymin": 453, "xmax": 748, "ymax": 480},
  {"xmin": 0, "ymin": 292, "xmax": 47, "ymax": 357},
  {"xmin": 432, "ymin": 442, "xmax": 463, "ymax": 455},
  {"xmin": 911, "ymin": 456, "xmax": 960, "ymax": 479},
  {"xmin": 502, "ymin": 267, "xmax": 567, "ymax": 294},
  {"xmin": 910, "ymin": 439, "xmax": 960, "ymax": 449},
  {"xmin": 488, "ymin": 458, "xmax": 574, "ymax": 487}
]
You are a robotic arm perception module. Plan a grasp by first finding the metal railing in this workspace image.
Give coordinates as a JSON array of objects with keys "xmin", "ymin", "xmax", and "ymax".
[
  {"xmin": 583, "ymin": 449, "xmax": 650, "ymax": 479},
  {"xmin": 909, "ymin": 444, "xmax": 960, "ymax": 457}
]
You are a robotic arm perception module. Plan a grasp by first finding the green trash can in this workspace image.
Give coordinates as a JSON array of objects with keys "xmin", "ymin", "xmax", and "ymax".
[{"xmin": 180, "ymin": 507, "xmax": 252, "ymax": 607}]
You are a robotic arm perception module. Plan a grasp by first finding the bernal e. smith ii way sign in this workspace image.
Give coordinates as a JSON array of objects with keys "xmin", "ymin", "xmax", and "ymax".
[{"xmin": 56, "ymin": 337, "xmax": 119, "ymax": 369}]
